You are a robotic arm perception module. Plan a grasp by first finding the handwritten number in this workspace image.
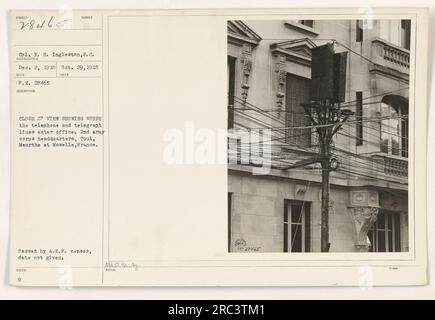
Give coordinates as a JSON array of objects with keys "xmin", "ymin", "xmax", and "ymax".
[
  {"xmin": 56, "ymin": 19, "xmax": 70, "ymax": 28},
  {"xmin": 48, "ymin": 16, "xmax": 54, "ymax": 28},
  {"xmin": 18, "ymin": 16, "xmax": 70, "ymax": 30}
]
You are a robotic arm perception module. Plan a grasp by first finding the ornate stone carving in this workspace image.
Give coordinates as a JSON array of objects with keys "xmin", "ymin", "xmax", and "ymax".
[
  {"xmin": 353, "ymin": 191, "xmax": 366, "ymax": 204},
  {"xmin": 240, "ymin": 44, "xmax": 253, "ymax": 104},
  {"xmin": 349, "ymin": 206, "xmax": 379, "ymax": 251},
  {"xmin": 295, "ymin": 184, "xmax": 307, "ymax": 196},
  {"xmin": 350, "ymin": 189, "xmax": 379, "ymax": 207},
  {"xmin": 274, "ymin": 54, "xmax": 286, "ymax": 117},
  {"xmin": 349, "ymin": 189, "xmax": 380, "ymax": 251}
]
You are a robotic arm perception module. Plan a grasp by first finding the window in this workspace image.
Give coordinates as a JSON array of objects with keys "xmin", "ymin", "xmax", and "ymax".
[
  {"xmin": 380, "ymin": 96, "xmax": 408, "ymax": 158},
  {"xmin": 356, "ymin": 92, "xmax": 363, "ymax": 145},
  {"xmin": 367, "ymin": 210, "xmax": 401, "ymax": 252},
  {"xmin": 285, "ymin": 73, "xmax": 311, "ymax": 147},
  {"xmin": 283, "ymin": 200, "xmax": 311, "ymax": 252},
  {"xmin": 227, "ymin": 55, "xmax": 236, "ymax": 129},
  {"xmin": 298, "ymin": 20, "xmax": 314, "ymax": 28},
  {"xmin": 401, "ymin": 20, "xmax": 411, "ymax": 50},
  {"xmin": 356, "ymin": 20, "xmax": 363, "ymax": 42}
]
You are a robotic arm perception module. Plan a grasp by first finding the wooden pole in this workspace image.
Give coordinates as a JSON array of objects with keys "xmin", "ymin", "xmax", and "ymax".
[
  {"xmin": 319, "ymin": 100, "xmax": 331, "ymax": 252},
  {"xmin": 320, "ymin": 141, "xmax": 331, "ymax": 253},
  {"xmin": 302, "ymin": 99, "xmax": 351, "ymax": 252}
]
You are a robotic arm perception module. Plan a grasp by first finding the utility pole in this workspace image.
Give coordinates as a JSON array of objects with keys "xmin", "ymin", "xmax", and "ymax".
[
  {"xmin": 319, "ymin": 100, "xmax": 332, "ymax": 253},
  {"xmin": 283, "ymin": 43, "xmax": 351, "ymax": 252},
  {"xmin": 305, "ymin": 43, "xmax": 352, "ymax": 252},
  {"xmin": 302, "ymin": 99, "xmax": 351, "ymax": 252}
]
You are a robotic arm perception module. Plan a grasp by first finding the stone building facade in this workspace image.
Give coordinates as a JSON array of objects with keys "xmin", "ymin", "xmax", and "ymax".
[{"xmin": 227, "ymin": 20, "xmax": 410, "ymax": 253}]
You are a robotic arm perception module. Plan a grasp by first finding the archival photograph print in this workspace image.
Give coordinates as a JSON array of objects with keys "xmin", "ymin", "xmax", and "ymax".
[{"xmin": 227, "ymin": 19, "xmax": 411, "ymax": 253}]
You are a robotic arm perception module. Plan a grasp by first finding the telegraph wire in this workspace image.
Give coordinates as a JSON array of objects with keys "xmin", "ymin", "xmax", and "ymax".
[{"xmin": 237, "ymin": 114, "xmax": 408, "ymax": 131}]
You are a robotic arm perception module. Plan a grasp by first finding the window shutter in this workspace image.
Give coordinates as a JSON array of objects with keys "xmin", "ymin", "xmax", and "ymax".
[
  {"xmin": 286, "ymin": 74, "xmax": 311, "ymax": 147},
  {"xmin": 310, "ymin": 43, "xmax": 335, "ymax": 101},
  {"xmin": 227, "ymin": 56, "xmax": 236, "ymax": 129}
]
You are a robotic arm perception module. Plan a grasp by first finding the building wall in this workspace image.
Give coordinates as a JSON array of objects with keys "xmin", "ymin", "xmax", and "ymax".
[
  {"xmin": 227, "ymin": 19, "xmax": 409, "ymax": 253},
  {"xmin": 349, "ymin": 20, "xmax": 410, "ymax": 156},
  {"xmin": 229, "ymin": 172, "xmax": 358, "ymax": 252},
  {"xmin": 229, "ymin": 172, "xmax": 409, "ymax": 252},
  {"xmin": 229, "ymin": 19, "xmax": 410, "ymax": 157},
  {"xmin": 229, "ymin": 20, "xmax": 353, "ymax": 151}
]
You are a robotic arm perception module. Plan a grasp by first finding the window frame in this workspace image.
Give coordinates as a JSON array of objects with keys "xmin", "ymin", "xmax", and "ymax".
[
  {"xmin": 285, "ymin": 73, "xmax": 312, "ymax": 147},
  {"xmin": 284, "ymin": 20, "xmax": 319, "ymax": 37},
  {"xmin": 283, "ymin": 200, "xmax": 311, "ymax": 252},
  {"xmin": 298, "ymin": 20, "xmax": 314, "ymax": 28},
  {"xmin": 401, "ymin": 20, "xmax": 411, "ymax": 50},
  {"xmin": 356, "ymin": 20, "xmax": 364, "ymax": 42},
  {"xmin": 368, "ymin": 210, "xmax": 401, "ymax": 252},
  {"xmin": 380, "ymin": 100, "xmax": 408, "ymax": 158}
]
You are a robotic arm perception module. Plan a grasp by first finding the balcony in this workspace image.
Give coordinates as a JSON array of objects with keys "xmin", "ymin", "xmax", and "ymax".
[
  {"xmin": 371, "ymin": 37, "xmax": 410, "ymax": 76},
  {"xmin": 371, "ymin": 154, "xmax": 408, "ymax": 178}
]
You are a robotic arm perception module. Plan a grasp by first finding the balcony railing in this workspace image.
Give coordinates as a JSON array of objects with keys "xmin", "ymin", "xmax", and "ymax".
[
  {"xmin": 384, "ymin": 157, "xmax": 408, "ymax": 177},
  {"xmin": 371, "ymin": 154, "xmax": 408, "ymax": 178},
  {"xmin": 371, "ymin": 37, "xmax": 410, "ymax": 74}
]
